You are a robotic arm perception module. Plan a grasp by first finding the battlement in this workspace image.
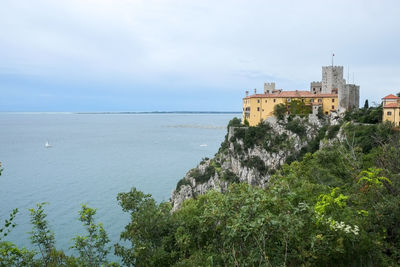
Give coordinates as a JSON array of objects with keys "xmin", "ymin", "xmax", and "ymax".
[{"xmin": 264, "ymin": 82, "xmax": 276, "ymax": 94}]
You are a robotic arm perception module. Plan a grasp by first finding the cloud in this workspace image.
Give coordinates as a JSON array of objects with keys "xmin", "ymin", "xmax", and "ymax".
[{"xmin": 1, "ymin": 0, "xmax": 400, "ymax": 110}]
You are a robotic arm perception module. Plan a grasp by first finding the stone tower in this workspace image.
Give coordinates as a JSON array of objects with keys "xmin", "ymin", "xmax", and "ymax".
[
  {"xmin": 321, "ymin": 66, "xmax": 345, "ymax": 94},
  {"xmin": 264, "ymin": 82, "xmax": 275, "ymax": 94},
  {"xmin": 321, "ymin": 65, "xmax": 359, "ymax": 113}
]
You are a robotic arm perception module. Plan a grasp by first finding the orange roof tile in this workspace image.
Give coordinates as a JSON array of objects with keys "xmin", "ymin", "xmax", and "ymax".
[
  {"xmin": 244, "ymin": 90, "xmax": 337, "ymax": 99},
  {"xmin": 382, "ymin": 94, "xmax": 400, "ymax": 99},
  {"xmin": 384, "ymin": 103, "xmax": 400, "ymax": 108}
]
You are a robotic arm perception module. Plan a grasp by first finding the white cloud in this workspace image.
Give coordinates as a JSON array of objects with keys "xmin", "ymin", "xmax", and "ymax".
[{"xmin": 1, "ymin": 0, "xmax": 400, "ymax": 108}]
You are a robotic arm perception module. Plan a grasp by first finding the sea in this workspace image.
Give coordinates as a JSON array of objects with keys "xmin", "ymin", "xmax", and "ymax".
[{"xmin": 0, "ymin": 112, "xmax": 239, "ymax": 259}]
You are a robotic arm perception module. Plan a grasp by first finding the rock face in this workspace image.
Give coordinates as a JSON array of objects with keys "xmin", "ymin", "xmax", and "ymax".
[{"xmin": 170, "ymin": 115, "xmax": 332, "ymax": 211}]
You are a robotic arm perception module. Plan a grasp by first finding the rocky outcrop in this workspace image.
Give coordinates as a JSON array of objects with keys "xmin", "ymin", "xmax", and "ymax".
[{"xmin": 170, "ymin": 115, "xmax": 334, "ymax": 211}]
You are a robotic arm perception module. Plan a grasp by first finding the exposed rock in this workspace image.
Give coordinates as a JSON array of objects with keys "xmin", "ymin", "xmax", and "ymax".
[{"xmin": 170, "ymin": 115, "xmax": 329, "ymax": 211}]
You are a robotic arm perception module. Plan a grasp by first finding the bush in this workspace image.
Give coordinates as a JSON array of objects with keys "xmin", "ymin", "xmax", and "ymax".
[
  {"xmin": 274, "ymin": 103, "xmax": 286, "ymax": 120},
  {"xmin": 190, "ymin": 166, "xmax": 216, "ymax": 184},
  {"xmin": 326, "ymin": 124, "xmax": 341, "ymax": 139},
  {"xmin": 222, "ymin": 171, "xmax": 240, "ymax": 183},
  {"xmin": 243, "ymin": 156, "xmax": 268, "ymax": 175},
  {"xmin": 176, "ymin": 178, "xmax": 191, "ymax": 191},
  {"xmin": 285, "ymin": 118, "xmax": 306, "ymax": 137}
]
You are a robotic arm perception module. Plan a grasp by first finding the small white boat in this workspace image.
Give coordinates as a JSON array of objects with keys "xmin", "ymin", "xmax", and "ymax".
[
  {"xmin": 200, "ymin": 144, "xmax": 208, "ymax": 147},
  {"xmin": 45, "ymin": 141, "xmax": 52, "ymax": 148}
]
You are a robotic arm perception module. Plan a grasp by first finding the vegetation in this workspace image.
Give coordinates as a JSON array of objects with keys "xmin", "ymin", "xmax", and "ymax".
[
  {"xmin": 273, "ymin": 103, "xmax": 286, "ymax": 120},
  {"xmin": 285, "ymin": 117, "xmax": 307, "ymax": 138},
  {"xmin": 344, "ymin": 102, "xmax": 382, "ymax": 124},
  {"xmin": 2, "ymin": 114, "xmax": 400, "ymax": 266},
  {"xmin": 109, "ymin": 120, "xmax": 400, "ymax": 266},
  {"xmin": 287, "ymin": 100, "xmax": 312, "ymax": 116},
  {"xmin": 0, "ymin": 199, "xmax": 117, "ymax": 266}
]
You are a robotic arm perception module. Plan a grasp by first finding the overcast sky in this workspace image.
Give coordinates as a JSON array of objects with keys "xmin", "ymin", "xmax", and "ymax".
[{"xmin": 1, "ymin": 0, "xmax": 399, "ymax": 111}]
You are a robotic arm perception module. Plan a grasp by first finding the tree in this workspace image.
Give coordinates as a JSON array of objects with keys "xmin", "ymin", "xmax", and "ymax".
[
  {"xmin": 114, "ymin": 188, "xmax": 177, "ymax": 266},
  {"xmin": 364, "ymin": 99, "xmax": 369, "ymax": 109},
  {"xmin": 273, "ymin": 103, "xmax": 286, "ymax": 120},
  {"xmin": 71, "ymin": 205, "xmax": 112, "ymax": 266},
  {"xmin": 29, "ymin": 203, "xmax": 57, "ymax": 265}
]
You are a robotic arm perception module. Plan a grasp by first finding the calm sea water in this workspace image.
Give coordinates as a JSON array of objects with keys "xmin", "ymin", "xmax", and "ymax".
[{"xmin": 0, "ymin": 113, "xmax": 238, "ymax": 257}]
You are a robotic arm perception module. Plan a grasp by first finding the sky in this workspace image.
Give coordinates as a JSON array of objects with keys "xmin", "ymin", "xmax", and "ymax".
[{"xmin": 1, "ymin": 0, "xmax": 399, "ymax": 112}]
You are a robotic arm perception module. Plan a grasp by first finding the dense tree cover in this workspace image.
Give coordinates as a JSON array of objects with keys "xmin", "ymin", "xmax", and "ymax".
[
  {"xmin": 344, "ymin": 102, "xmax": 382, "ymax": 124},
  {"xmin": 113, "ymin": 121, "xmax": 400, "ymax": 266}
]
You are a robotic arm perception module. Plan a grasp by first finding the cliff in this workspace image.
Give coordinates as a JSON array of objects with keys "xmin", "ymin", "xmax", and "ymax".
[{"xmin": 171, "ymin": 114, "xmax": 341, "ymax": 211}]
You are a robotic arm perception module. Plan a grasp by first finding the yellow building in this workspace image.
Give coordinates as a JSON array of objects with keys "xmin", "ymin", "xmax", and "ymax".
[
  {"xmin": 242, "ymin": 65, "xmax": 360, "ymax": 126},
  {"xmin": 242, "ymin": 90, "xmax": 338, "ymax": 126},
  {"xmin": 382, "ymin": 94, "xmax": 400, "ymax": 126}
]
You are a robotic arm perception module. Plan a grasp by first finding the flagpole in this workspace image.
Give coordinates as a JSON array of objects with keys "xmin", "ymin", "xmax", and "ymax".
[{"xmin": 331, "ymin": 52, "xmax": 334, "ymax": 67}]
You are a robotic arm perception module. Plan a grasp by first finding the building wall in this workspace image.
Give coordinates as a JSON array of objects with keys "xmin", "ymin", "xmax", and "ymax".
[
  {"xmin": 339, "ymin": 84, "xmax": 360, "ymax": 112},
  {"xmin": 242, "ymin": 95, "xmax": 338, "ymax": 126},
  {"xmin": 322, "ymin": 97, "xmax": 338, "ymax": 115},
  {"xmin": 383, "ymin": 107, "xmax": 400, "ymax": 126}
]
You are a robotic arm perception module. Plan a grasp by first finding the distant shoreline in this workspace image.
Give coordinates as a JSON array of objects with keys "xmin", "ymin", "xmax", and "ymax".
[
  {"xmin": 76, "ymin": 111, "xmax": 241, "ymax": 114},
  {"xmin": 0, "ymin": 111, "xmax": 241, "ymax": 115}
]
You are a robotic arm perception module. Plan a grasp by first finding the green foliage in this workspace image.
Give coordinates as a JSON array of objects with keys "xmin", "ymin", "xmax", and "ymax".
[
  {"xmin": 344, "ymin": 104, "xmax": 382, "ymax": 124},
  {"xmin": 189, "ymin": 165, "xmax": 216, "ymax": 184},
  {"xmin": 176, "ymin": 177, "xmax": 191, "ymax": 191},
  {"xmin": 233, "ymin": 122, "xmax": 273, "ymax": 150},
  {"xmin": 221, "ymin": 170, "xmax": 240, "ymax": 183},
  {"xmin": 274, "ymin": 103, "xmax": 286, "ymax": 120},
  {"xmin": 0, "ymin": 241, "xmax": 37, "ymax": 266},
  {"xmin": 227, "ymin": 117, "xmax": 242, "ymax": 128},
  {"xmin": 242, "ymin": 156, "xmax": 268, "ymax": 175},
  {"xmin": 343, "ymin": 121, "xmax": 395, "ymax": 153},
  {"xmin": 115, "ymin": 188, "xmax": 176, "ymax": 266},
  {"xmin": 287, "ymin": 100, "xmax": 312, "ymax": 116},
  {"xmin": 0, "ymin": 209, "xmax": 18, "ymax": 241},
  {"xmin": 285, "ymin": 118, "xmax": 307, "ymax": 137},
  {"xmin": 0, "ymin": 202, "xmax": 117, "ymax": 266},
  {"xmin": 72, "ymin": 205, "xmax": 112, "ymax": 266},
  {"xmin": 364, "ymin": 99, "xmax": 369, "ymax": 109},
  {"xmin": 29, "ymin": 203, "xmax": 56, "ymax": 264},
  {"xmin": 326, "ymin": 124, "xmax": 341, "ymax": 139}
]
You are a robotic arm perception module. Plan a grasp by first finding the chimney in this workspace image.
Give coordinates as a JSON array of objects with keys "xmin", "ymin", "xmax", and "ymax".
[
  {"xmin": 245, "ymin": 90, "xmax": 249, "ymax": 97},
  {"xmin": 254, "ymin": 88, "xmax": 257, "ymax": 94}
]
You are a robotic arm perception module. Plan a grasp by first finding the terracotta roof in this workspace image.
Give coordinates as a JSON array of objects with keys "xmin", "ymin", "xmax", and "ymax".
[
  {"xmin": 382, "ymin": 94, "xmax": 400, "ymax": 99},
  {"xmin": 384, "ymin": 103, "xmax": 400, "ymax": 108},
  {"xmin": 244, "ymin": 90, "xmax": 337, "ymax": 99}
]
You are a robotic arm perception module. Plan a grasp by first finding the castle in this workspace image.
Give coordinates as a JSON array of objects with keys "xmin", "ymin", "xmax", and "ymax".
[{"xmin": 242, "ymin": 65, "xmax": 360, "ymax": 126}]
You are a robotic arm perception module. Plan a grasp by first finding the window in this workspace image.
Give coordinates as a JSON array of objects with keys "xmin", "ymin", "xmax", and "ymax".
[
  {"xmin": 387, "ymin": 111, "xmax": 392, "ymax": 116},
  {"xmin": 257, "ymin": 107, "xmax": 260, "ymax": 111},
  {"xmin": 311, "ymin": 99, "xmax": 314, "ymax": 103},
  {"xmin": 287, "ymin": 98, "xmax": 291, "ymax": 102},
  {"xmin": 265, "ymin": 100, "xmax": 267, "ymax": 103},
  {"xmin": 257, "ymin": 99, "xmax": 260, "ymax": 103},
  {"xmin": 273, "ymin": 99, "xmax": 276, "ymax": 103},
  {"xmin": 332, "ymin": 105, "xmax": 334, "ymax": 109},
  {"xmin": 332, "ymin": 99, "xmax": 335, "ymax": 102},
  {"xmin": 318, "ymin": 99, "xmax": 322, "ymax": 103},
  {"xmin": 301, "ymin": 99, "xmax": 304, "ymax": 102},
  {"xmin": 325, "ymin": 111, "xmax": 328, "ymax": 115}
]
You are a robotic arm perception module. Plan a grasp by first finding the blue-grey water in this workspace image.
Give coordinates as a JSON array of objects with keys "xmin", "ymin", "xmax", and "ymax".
[{"xmin": 0, "ymin": 113, "xmax": 238, "ymax": 259}]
